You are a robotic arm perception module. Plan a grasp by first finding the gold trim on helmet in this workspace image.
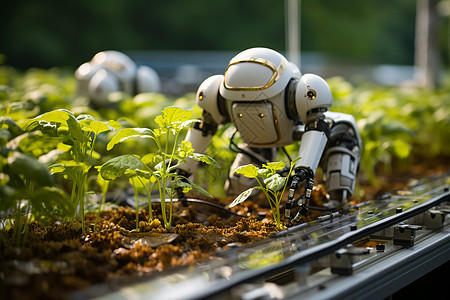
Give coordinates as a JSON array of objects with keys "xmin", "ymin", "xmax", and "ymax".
[{"xmin": 223, "ymin": 57, "xmax": 287, "ymax": 91}]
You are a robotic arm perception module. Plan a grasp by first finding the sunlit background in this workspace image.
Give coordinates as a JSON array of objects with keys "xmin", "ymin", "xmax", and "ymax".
[{"xmin": 1, "ymin": 0, "xmax": 449, "ymax": 93}]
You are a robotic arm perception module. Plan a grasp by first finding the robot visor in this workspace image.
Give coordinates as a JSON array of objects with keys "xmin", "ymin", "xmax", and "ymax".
[{"xmin": 223, "ymin": 57, "xmax": 286, "ymax": 91}]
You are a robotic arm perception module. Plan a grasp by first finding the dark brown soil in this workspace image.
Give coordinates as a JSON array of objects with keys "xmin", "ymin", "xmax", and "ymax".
[
  {"xmin": 1, "ymin": 156, "xmax": 449, "ymax": 300},
  {"xmin": 0, "ymin": 200, "xmax": 277, "ymax": 300}
]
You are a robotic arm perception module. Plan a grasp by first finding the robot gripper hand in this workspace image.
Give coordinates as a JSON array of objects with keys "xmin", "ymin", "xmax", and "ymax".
[{"xmin": 285, "ymin": 167, "xmax": 315, "ymax": 226}]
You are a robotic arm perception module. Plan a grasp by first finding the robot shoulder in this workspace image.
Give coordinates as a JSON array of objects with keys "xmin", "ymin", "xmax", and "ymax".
[{"xmin": 196, "ymin": 75, "xmax": 226, "ymax": 124}]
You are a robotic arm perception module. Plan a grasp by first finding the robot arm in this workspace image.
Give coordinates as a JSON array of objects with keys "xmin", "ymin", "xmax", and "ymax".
[
  {"xmin": 285, "ymin": 74, "xmax": 333, "ymax": 224},
  {"xmin": 177, "ymin": 75, "xmax": 226, "ymax": 176}
]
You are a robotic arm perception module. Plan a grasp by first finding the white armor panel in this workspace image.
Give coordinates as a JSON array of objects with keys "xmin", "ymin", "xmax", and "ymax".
[
  {"xmin": 75, "ymin": 62, "xmax": 101, "ymax": 97},
  {"xmin": 92, "ymin": 51, "xmax": 136, "ymax": 95},
  {"xmin": 196, "ymin": 75, "xmax": 225, "ymax": 124},
  {"xmin": 136, "ymin": 66, "xmax": 161, "ymax": 93},
  {"xmin": 321, "ymin": 111, "xmax": 361, "ymax": 202},
  {"xmin": 295, "ymin": 130, "xmax": 328, "ymax": 173},
  {"xmin": 324, "ymin": 147, "xmax": 358, "ymax": 193},
  {"xmin": 220, "ymin": 48, "xmax": 300, "ymax": 101},
  {"xmin": 295, "ymin": 74, "xmax": 333, "ymax": 122},
  {"xmin": 231, "ymin": 102, "xmax": 279, "ymax": 145},
  {"xmin": 88, "ymin": 69, "xmax": 120, "ymax": 106}
]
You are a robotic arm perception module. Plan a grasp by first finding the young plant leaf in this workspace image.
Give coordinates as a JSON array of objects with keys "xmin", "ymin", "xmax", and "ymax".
[
  {"xmin": 26, "ymin": 109, "xmax": 85, "ymax": 142},
  {"xmin": 264, "ymin": 173, "xmax": 286, "ymax": 191},
  {"xmin": 141, "ymin": 153, "xmax": 157, "ymax": 165},
  {"xmin": 233, "ymin": 164, "xmax": 259, "ymax": 178},
  {"xmin": 7, "ymin": 152, "xmax": 54, "ymax": 186},
  {"xmin": 229, "ymin": 187, "xmax": 256, "ymax": 207},
  {"xmin": 30, "ymin": 186, "xmax": 75, "ymax": 221},
  {"xmin": 155, "ymin": 106, "xmax": 192, "ymax": 130},
  {"xmin": 172, "ymin": 179, "xmax": 193, "ymax": 194},
  {"xmin": 79, "ymin": 115, "xmax": 118, "ymax": 135},
  {"xmin": 99, "ymin": 154, "xmax": 144, "ymax": 181},
  {"xmin": 50, "ymin": 160, "xmax": 90, "ymax": 183},
  {"xmin": 185, "ymin": 179, "xmax": 213, "ymax": 198},
  {"xmin": 262, "ymin": 161, "xmax": 286, "ymax": 173},
  {"xmin": 0, "ymin": 116, "xmax": 22, "ymax": 138},
  {"xmin": 177, "ymin": 140, "xmax": 195, "ymax": 158},
  {"xmin": 257, "ymin": 168, "xmax": 271, "ymax": 178},
  {"xmin": 189, "ymin": 153, "xmax": 221, "ymax": 168},
  {"xmin": 107, "ymin": 128, "xmax": 153, "ymax": 151}
]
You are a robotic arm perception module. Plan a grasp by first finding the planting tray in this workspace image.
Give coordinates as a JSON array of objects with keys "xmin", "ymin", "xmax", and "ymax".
[{"xmin": 73, "ymin": 173, "xmax": 450, "ymax": 300}]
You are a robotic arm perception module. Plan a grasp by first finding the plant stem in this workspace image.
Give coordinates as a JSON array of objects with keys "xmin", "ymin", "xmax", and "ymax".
[
  {"xmin": 13, "ymin": 199, "xmax": 22, "ymax": 246},
  {"xmin": 70, "ymin": 181, "xmax": 77, "ymax": 222},
  {"xmin": 255, "ymin": 177, "xmax": 282, "ymax": 229},
  {"xmin": 94, "ymin": 181, "xmax": 109, "ymax": 232},
  {"xmin": 21, "ymin": 203, "xmax": 31, "ymax": 248},
  {"xmin": 82, "ymin": 176, "xmax": 88, "ymax": 233},
  {"xmin": 131, "ymin": 178, "xmax": 139, "ymax": 230},
  {"xmin": 138, "ymin": 177, "xmax": 154, "ymax": 221},
  {"xmin": 159, "ymin": 179, "xmax": 169, "ymax": 228}
]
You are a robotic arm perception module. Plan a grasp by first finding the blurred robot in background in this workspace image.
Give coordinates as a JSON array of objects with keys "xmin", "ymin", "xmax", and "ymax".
[
  {"xmin": 177, "ymin": 47, "xmax": 361, "ymax": 224},
  {"xmin": 75, "ymin": 50, "xmax": 161, "ymax": 107}
]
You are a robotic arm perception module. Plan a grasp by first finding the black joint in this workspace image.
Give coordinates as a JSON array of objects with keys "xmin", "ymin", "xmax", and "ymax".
[
  {"xmin": 299, "ymin": 205, "xmax": 308, "ymax": 216},
  {"xmin": 285, "ymin": 78, "xmax": 300, "ymax": 121},
  {"xmin": 194, "ymin": 120, "xmax": 218, "ymax": 136},
  {"xmin": 306, "ymin": 119, "xmax": 331, "ymax": 138}
]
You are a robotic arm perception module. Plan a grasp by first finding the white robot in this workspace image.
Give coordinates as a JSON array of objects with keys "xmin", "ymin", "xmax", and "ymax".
[
  {"xmin": 75, "ymin": 50, "xmax": 161, "ymax": 107},
  {"xmin": 177, "ymin": 47, "xmax": 361, "ymax": 224}
]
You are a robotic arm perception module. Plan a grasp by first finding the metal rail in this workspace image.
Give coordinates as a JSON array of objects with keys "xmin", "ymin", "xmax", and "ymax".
[
  {"xmin": 187, "ymin": 186, "xmax": 450, "ymax": 299},
  {"xmin": 76, "ymin": 177, "xmax": 450, "ymax": 300}
]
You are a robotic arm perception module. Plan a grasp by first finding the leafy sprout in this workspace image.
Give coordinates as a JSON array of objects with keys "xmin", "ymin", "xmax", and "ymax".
[
  {"xmin": 230, "ymin": 158, "xmax": 300, "ymax": 230},
  {"xmin": 0, "ymin": 117, "xmax": 74, "ymax": 247},
  {"xmin": 24, "ymin": 109, "xmax": 120, "ymax": 233},
  {"xmin": 100, "ymin": 106, "xmax": 219, "ymax": 229}
]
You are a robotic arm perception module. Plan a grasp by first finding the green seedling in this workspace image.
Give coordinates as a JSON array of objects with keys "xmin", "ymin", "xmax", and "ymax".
[
  {"xmin": 230, "ymin": 158, "xmax": 300, "ymax": 230},
  {"xmin": 102, "ymin": 106, "xmax": 219, "ymax": 228},
  {"xmin": 99, "ymin": 154, "xmax": 147, "ymax": 229},
  {"xmin": 24, "ymin": 109, "xmax": 120, "ymax": 233},
  {"xmin": 1, "ymin": 117, "xmax": 74, "ymax": 247}
]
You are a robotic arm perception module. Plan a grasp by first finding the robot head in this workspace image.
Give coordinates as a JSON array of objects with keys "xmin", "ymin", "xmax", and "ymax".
[
  {"xmin": 294, "ymin": 74, "xmax": 332, "ymax": 122},
  {"xmin": 219, "ymin": 47, "xmax": 300, "ymax": 101},
  {"xmin": 91, "ymin": 50, "xmax": 137, "ymax": 95},
  {"xmin": 75, "ymin": 50, "xmax": 161, "ymax": 107},
  {"xmin": 196, "ymin": 47, "xmax": 332, "ymax": 128}
]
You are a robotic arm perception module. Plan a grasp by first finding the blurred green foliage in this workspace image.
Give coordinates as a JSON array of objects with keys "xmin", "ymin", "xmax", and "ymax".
[
  {"xmin": 328, "ymin": 76, "xmax": 450, "ymax": 182},
  {"xmin": 1, "ymin": 65, "xmax": 449, "ymax": 194},
  {"xmin": 1, "ymin": 0, "xmax": 442, "ymax": 69}
]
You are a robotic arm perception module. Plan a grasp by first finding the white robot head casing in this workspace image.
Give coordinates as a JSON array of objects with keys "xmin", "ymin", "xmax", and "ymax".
[
  {"xmin": 219, "ymin": 47, "xmax": 300, "ymax": 101},
  {"xmin": 91, "ymin": 50, "xmax": 136, "ymax": 95},
  {"xmin": 136, "ymin": 65, "xmax": 161, "ymax": 94},
  {"xmin": 295, "ymin": 74, "xmax": 333, "ymax": 122},
  {"xmin": 75, "ymin": 50, "xmax": 161, "ymax": 106}
]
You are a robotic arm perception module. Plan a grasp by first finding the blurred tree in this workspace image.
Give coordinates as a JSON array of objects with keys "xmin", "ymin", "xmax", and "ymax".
[
  {"xmin": 414, "ymin": 0, "xmax": 441, "ymax": 87},
  {"xmin": 0, "ymin": 0, "xmax": 445, "ymax": 70}
]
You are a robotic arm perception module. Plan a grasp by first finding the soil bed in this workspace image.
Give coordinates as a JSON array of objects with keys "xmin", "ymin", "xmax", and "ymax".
[
  {"xmin": 1, "ymin": 157, "xmax": 449, "ymax": 300},
  {"xmin": 0, "ymin": 199, "xmax": 277, "ymax": 300}
]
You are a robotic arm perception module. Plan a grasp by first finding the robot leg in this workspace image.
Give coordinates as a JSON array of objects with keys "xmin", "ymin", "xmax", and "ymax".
[
  {"xmin": 225, "ymin": 145, "xmax": 276, "ymax": 196},
  {"xmin": 321, "ymin": 113, "xmax": 361, "ymax": 207}
]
